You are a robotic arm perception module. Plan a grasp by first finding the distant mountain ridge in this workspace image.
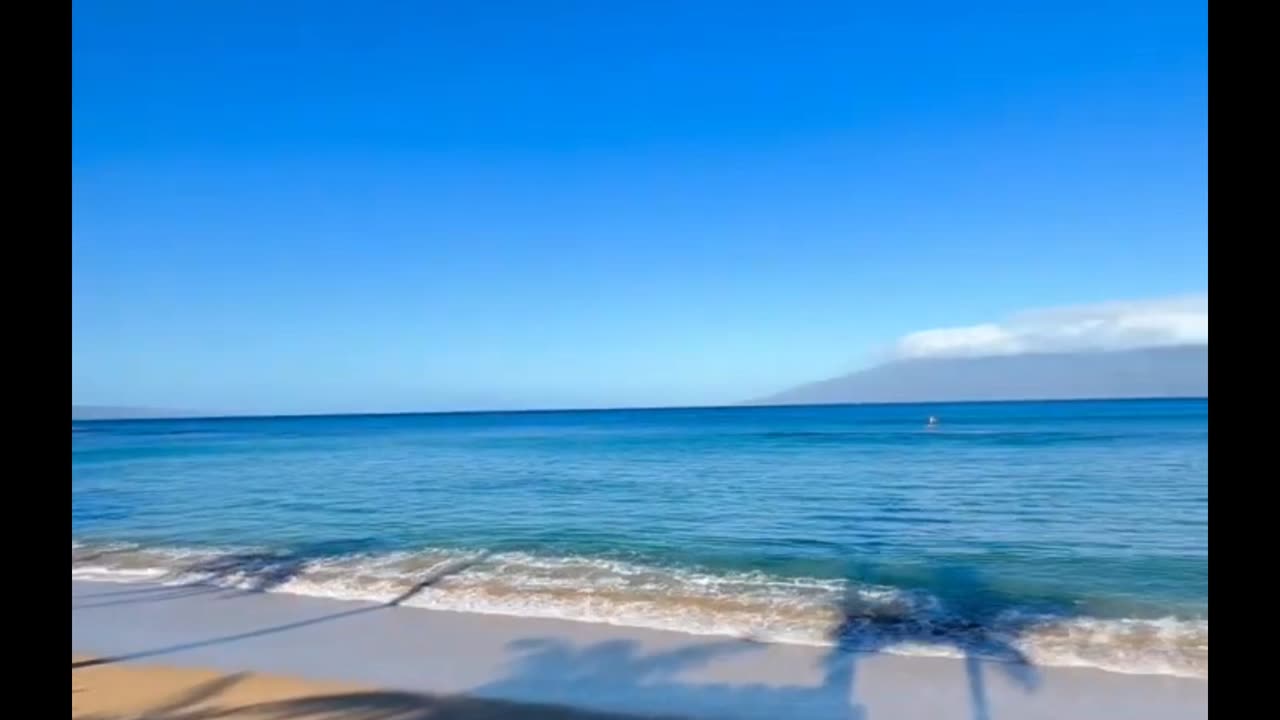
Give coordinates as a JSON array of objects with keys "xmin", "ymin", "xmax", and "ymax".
[
  {"xmin": 755, "ymin": 345, "xmax": 1207, "ymax": 406},
  {"xmin": 74, "ymin": 346, "xmax": 1208, "ymax": 418}
]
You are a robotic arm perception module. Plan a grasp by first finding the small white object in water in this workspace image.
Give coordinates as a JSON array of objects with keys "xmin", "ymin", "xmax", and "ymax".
[{"xmin": 927, "ymin": 416, "xmax": 939, "ymax": 427}]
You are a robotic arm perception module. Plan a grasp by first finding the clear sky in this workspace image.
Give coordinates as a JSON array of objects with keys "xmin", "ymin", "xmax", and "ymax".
[{"xmin": 72, "ymin": 1, "xmax": 1207, "ymax": 414}]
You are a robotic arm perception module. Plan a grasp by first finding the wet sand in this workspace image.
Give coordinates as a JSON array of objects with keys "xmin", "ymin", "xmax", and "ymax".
[{"xmin": 72, "ymin": 580, "xmax": 1207, "ymax": 720}]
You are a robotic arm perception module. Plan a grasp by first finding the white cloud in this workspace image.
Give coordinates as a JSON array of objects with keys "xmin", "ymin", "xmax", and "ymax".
[{"xmin": 891, "ymin": 293, "xmax": 1208, "ymax": 360}]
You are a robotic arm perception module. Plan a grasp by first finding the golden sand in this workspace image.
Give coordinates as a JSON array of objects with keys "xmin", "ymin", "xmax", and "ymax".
[{"xmin": 71, "ymin": 655, "xmax": 672, "ymax": 720}]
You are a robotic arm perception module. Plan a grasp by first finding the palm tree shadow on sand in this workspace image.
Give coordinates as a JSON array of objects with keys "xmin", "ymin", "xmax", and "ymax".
[
  {"xmin": 75, "ymin": 556, "xmax": 1060, "ymax": 720},
  {"xmin": 73, "ymin": 639, "xmax": 755, "ymax": 720},
  {"xmin": 821, "ymin": 562, "xmax": 1054, "ymax": 720},
  {"xmin": 72, "ymin": 544, "xmax": 492, "ymax": 670},
  {"xmin": 365, "ymin": 562, "xmax": 1055, "ymax": 720}
]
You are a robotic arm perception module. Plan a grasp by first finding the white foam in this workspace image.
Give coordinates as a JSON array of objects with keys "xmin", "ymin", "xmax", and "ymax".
[
  {"xmin": 72, "ymin": 565, "xmax": 170, "ymax": 581},
  {"xmin": 70, "ymin": 543, "xmax": 1207, "ymax": 679}
]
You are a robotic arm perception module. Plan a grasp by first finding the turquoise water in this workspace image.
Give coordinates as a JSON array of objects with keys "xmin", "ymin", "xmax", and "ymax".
[{"xmin": 72, "ymin": 399, "xmax": 1208, "ymax": 677}]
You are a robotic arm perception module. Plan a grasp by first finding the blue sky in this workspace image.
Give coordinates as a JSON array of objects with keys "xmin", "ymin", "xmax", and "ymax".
[{"xmin": 72, "ymin": 1, "xmax": 1207, "ymax": 414}]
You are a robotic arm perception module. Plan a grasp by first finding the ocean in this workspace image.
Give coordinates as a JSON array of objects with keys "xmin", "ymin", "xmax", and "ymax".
[{"xmin": 72, "ymin": 398, "xmax": 1208, "ymax": 678}]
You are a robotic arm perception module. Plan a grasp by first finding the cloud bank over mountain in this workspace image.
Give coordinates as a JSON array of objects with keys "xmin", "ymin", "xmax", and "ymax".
[
  {"xmin": 758, "ymin": 294, "xmax": 1208, "ymax": 405},
  {"xmin": 891, "ymin": 294, "xmax": 1207, "ymax": 360}
]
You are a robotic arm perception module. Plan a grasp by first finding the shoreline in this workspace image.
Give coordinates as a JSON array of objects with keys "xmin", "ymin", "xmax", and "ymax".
[
  {"xmin": 73, "ymin": 580, "xmax": 1207, "ymax": 720},
  {"xmin": 71, "ymin": 544, "xmax": 1208, "ymax": 680}
]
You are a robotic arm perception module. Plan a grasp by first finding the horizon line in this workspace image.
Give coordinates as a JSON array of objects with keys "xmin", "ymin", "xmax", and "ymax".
[{"xmin": 71, "ymin": 395, "xmax": 1209, "ymax": 423}]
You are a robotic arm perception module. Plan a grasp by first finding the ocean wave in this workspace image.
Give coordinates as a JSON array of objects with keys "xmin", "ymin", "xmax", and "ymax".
[{"xmin": 71, "ymin": 542, "xmax": 1206, "ymax": 679}]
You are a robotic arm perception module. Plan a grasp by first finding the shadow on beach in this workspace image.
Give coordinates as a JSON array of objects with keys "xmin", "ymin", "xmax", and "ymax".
[
  {"xmin": 73, "ymin": 540, "xmax": 491, "ymax": 613},
  {"xmin": 820, "ymin": 563, "xmax": 1048, "ymax": 720},
  {"xmin": 72, "ymin": 552, "xmax": 319, "ymax": 611},
  {"xmin": 71, "ymin": 546, "xmax": 490, "ymax": 670},
  {"xmin": 76, "ymin": 685, "xmax": 680, "ymax": 720},
  {"xmin": 73, "ymin": 561, "xmax": 1060, "ymax": 720}
]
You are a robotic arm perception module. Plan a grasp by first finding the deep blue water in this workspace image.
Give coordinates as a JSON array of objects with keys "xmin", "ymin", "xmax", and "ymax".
[{"xmin": 72, "ymin": 399, "xmax": 1208, "ymax": 676}]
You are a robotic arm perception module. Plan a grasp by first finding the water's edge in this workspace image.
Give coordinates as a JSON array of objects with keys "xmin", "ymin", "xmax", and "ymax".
[{"xmin": 73, "ymin": 541, "xmax": 1207, "ymax": 679}]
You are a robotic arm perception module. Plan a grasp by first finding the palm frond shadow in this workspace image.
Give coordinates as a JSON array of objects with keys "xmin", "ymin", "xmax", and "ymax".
[
  {"xmin": 74, "ymin": 560, "xmax": 1052, "ymax": 720},
  {"xmin": 822, "ymin": 563, "xmax": 1056, "ymax": 720},
  {"xmin": 72, "ymin": 548, "xmax": 490, "ymax": 669},
  {"xmin": 73, "ymin": 541, "xmax": 488, "ymax": 613},
  {"xmin": 74, "ymin": 673, "xmax": 680, "ymax": 720}
]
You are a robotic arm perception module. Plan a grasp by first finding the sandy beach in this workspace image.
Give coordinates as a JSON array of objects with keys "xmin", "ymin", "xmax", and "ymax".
[
  {"xmin": 71, "ymin": 656, "xmax": 678, "ymax": 719},
  {"xmin": 72, "ymin": 580, "xmax": 1206, "ymax": 719}
]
